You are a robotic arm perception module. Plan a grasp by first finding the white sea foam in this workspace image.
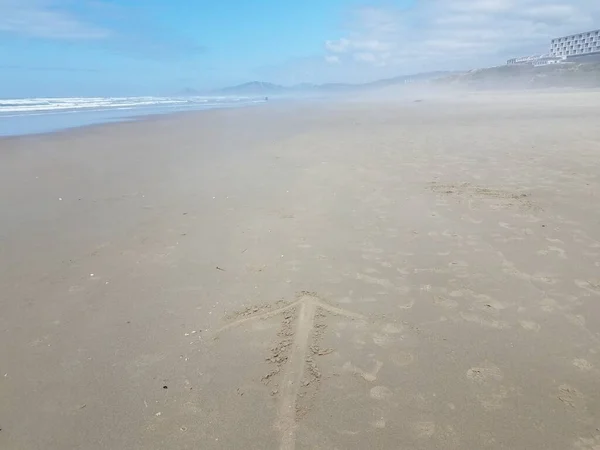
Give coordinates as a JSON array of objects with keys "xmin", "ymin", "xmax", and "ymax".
[{"xmin": 0, "ymin": 96, "xmax": 261, "ymax": 116}]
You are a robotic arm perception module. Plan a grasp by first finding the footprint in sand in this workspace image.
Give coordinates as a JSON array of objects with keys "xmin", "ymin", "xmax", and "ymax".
[
  {"xmin": 539, "ymin": 297, "xmax": 560, "ymax": 313},
  {"xmin": 473, "ymin": 295, "xmax": 507, "ymax": 312},
  {"xmin": 566, "ymin": 314, "xmax": 587, "ymax": 329},
  {"xmin": 373, "ymin": 323, "xmax": 406, "ymax": 347},
  {"xmin": 575, "ymin": 279, "xmax": 600, "ymax": 296},
  {"xmin": 391, "ymin": 351, "xmax": 415, "ymax": 367},
  {"xmin": 477, "ymin": 386, "xmax": 511, "ymax": 411},
  {"xmin": 572, "ymin": 435, "xmax": 600, "ymax": 450},
  {"xmin": 382, "ymin": 323, "xmax": 404, "ymax": 334},
  {"xmin": 410, "ymin": 421, "xmax": 436, "ymax": 439},
  {"xmin": 434, "ymin": 295, "xmax": 458, "ymax": 309},
  {"xmin": 573, "ymin": 358, "xmax": 593, "ymax": 372},
  {"xmin": 343, "ymin": 360, "xmax": 383, "ymax": 382},
  {"xmin": 519, "ymin": 320, "xmax": 541, "ymax": 332},
  {"xmin": 460, "ymin": 312, "xmax": 509, "ymax": 330},
  {"xmin": 557, "ymin": 384, "xmax": 585, "ymax": 409},
  {"xmin": 371, "ymin": 418, "xmax": 386, "ymax": 429},
  {"xmin": 370, "ymin": 386, "xmax": 393, "ymax": 401},
  {"xmin": 372, "ymin": 333, "xmax": 397, "ymax": 347},
  {"xmin": 466, "ymin": 363, "xmax": 503, "ymax": 384}
]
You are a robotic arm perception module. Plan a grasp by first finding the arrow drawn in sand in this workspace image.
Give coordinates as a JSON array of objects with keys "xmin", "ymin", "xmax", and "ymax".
[{"xmin": 213, "ymin": 292, "xmax": 366, "ymax": 450}]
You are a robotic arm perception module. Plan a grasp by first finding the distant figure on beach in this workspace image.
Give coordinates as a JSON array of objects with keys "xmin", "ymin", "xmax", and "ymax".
[{"xmin": 265, "ymin": 96, "xmax": 269, "ymax": 101}]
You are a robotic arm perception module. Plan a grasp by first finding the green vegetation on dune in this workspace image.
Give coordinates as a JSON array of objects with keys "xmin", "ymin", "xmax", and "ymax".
[{"xmin": 435, "ymin": 62, "xmax": 600, "ymax": 89}]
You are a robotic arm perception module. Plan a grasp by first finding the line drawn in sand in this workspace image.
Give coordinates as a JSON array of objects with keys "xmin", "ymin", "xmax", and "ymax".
[
  {"xmin": 213, "ymin": 292, "xmax": 367, "ymax": 450},
  {"xmin": 428, "ymin": 182, "xmax": 540, "ymax": 211}
]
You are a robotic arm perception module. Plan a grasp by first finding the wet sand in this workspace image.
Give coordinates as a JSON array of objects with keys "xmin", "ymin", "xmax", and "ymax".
[{"xmin": 1, "ymin": 92, "xmax": 600, "ymax": 449}]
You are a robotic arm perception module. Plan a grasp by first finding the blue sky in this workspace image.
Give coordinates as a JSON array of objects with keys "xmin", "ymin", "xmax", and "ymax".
[{"xmin": 1, "ymin": 0, "xmax": 599, "ymax": 97}]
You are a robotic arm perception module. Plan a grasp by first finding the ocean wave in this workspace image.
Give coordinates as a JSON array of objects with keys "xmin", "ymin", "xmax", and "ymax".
[{"xmin": 0, "ymin": 96, "xmax": 260, "ymax": 116}]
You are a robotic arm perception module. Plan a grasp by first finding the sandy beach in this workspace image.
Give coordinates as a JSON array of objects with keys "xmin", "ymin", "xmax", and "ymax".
[{"xmin": 1, "ymin": 91, "xmax": 600, "ymax": 449}]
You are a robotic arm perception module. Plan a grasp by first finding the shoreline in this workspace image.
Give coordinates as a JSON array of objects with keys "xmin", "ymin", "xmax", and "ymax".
[
  {"xmin": 3, "ymin": 87, "xmax": 599, "ymax": 141},
  {"xmin": 0, "ymin": 99, "xmax": 270, "ymax": 139}
]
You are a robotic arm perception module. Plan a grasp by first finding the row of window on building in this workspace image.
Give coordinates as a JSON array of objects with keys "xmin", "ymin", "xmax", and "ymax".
[
  {"xmin": 551, "ymin": 30, "xmax": 600, "ymax": 57},
  {"xmin": 507, "ymin": 28, "xmax": 600, "ymax": 65},
  {"xmin": 552, "ymin": 30, "xmax": 600, "ymax": 45}
]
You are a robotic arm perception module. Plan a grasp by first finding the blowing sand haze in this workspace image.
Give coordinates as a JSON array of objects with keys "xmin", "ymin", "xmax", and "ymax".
[{"xmin": 1, "ymin": 91, "xmax": 600, "ymax": 449}]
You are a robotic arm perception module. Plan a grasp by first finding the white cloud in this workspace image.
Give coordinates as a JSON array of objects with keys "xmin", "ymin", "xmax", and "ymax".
[
  {"xmin": 325, "ymin": 0, "xmax": 600, "ymax": 72},
  {"xmin": 0, "ymin": 0, "xmax": 205, "ymax": 60},
  {"xmin": 325, "ymin": 38, "xmax": 351, "ymax": 53},
  {"xmin": 326, "ymin": 37, "xmax": 393, "ymax": 54},
  {"xmin": 354, "ymin": 52, "xmax": 377, "ymax": 63},
  {"xmin": 325, "ymin": 55, "xmax": 340, "ymax": 64},
  {"xmin": 0, "ymin": 0, "xmax": 111, "ymax": 39}
]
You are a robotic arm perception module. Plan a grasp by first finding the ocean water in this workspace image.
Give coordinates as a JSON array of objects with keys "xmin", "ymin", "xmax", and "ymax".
[{"xmin": 0, "ymin": 96, "xmax": 266, "ymax": 137}]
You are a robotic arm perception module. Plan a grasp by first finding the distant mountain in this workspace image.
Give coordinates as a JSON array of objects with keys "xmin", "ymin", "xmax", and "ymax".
[
  {"xmin": 217, "ymin": 81, "xmax": 286, "ymax": 96},
  {"xmin": 366, "ymin": 71, "xmax": 453, "ymax": 88},
  {"xmin": 214, "ymin": 71, "xmax": 454, "ymax": 96}
]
